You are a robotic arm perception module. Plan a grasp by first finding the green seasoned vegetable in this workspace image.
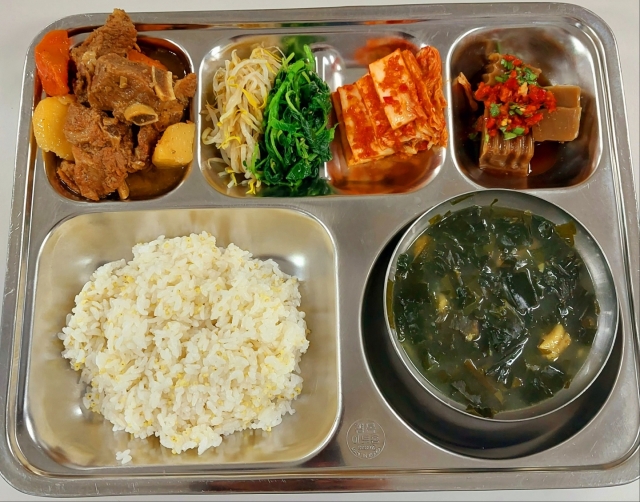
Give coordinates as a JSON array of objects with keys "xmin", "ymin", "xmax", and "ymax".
[
  {"xmin": 282, "ymin": 35, "xmax": 324, "ymax": 60},
  {"xmin": 251, "ymin": 45, "xmax": 335, "ymax": 195},
  {"xmin": 392, "ymin": 205, "xmax": 599, "ymax": 417}
]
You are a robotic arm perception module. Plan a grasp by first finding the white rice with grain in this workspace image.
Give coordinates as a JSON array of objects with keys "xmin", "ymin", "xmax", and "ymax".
[
  {"xmin": 115, "ymin": 449, "xmax": 132, "ymax": 465},
  {"xmin": 59, "ymin": 232, "xmax": 309, "ymax": 461}
]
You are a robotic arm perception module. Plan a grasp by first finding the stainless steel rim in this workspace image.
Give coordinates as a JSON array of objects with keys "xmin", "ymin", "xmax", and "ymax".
[{"xmin": 0, "ymin": 3, "xmax": 637, "ymax": 496}]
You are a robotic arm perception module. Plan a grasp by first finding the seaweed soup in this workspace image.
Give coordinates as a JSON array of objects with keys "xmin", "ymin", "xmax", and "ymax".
[{"xmin": 391, "ymin": 204, "xmax": 599, "ymax": 418}]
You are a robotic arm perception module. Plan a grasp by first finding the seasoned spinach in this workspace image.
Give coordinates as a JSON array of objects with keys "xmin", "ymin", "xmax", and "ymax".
[
  {"xmin": 251, "ymin": 45, "xmax": 335, "ymax": 195},
  {"xmin": 392, "ymin": 205, "xmax": 599, "ymax": 417}
]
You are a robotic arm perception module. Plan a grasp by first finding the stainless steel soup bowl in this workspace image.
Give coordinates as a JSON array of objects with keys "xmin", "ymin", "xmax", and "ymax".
[{"xmin": 383, "ymin": 189, "xmax": 619, "ymax": 424}]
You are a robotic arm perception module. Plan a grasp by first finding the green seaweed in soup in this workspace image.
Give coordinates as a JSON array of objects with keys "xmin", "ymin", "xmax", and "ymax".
[{"xmin": 391, "ymin": 204, "xmax": 599, "ymax": 418}]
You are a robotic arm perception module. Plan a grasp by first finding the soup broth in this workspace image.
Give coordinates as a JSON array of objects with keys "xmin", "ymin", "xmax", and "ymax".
[{"xmin": 391, "ymin": 205, "xmax": 599, "ymax": 417}]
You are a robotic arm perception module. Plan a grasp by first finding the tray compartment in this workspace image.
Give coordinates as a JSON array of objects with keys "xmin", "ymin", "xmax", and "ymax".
[
  {"xmin": 21, "ymin": 207, "xmax": 339, "ymax": 470},
  {"xmin": 448, "ymin": 25, "xmax": 602, "ymax": 189},
  {"xmin": 198, "ymin": 32, "xmax": 445, "ymax": 197},
  {"xmin": 40, "ymin": 32, "xmax": 195, "ymax": 202},
  {"xmin": 361, "ymin": 219, "xmax": 622, "ymax": 460}
]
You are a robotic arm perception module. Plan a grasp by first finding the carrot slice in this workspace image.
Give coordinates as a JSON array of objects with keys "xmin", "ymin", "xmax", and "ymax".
[
  {"xmin": 34, "ymin": 30, "xmax": 71, "ymax": 96},
  {"xmin": 127, "ymin": 49, "xmax": 167, "ymax": 70}
]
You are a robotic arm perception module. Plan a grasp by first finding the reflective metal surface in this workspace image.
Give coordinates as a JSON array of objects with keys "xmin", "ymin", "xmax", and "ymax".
[
  {"xmin": 377, "ymin": 190, "xmax": 619, "ymax": 457},
  {"xmin": 364, "ymin": 233, "xmax": 623, "ymax": 459},
  {"xmin": 0, "ymin": 2, "xmax": 638, "ymax": 497}
]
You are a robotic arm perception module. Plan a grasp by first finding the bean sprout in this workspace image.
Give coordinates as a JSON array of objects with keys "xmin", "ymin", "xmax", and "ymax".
[{"xmin": 202, "ymin": 47, "xmax": 282, "ymax": 193}]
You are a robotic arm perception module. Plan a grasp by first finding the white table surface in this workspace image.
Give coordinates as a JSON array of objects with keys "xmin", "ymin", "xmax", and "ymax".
[{"xmin": 0, "ymin": 0, "xmax": 638, "ymax": 500}]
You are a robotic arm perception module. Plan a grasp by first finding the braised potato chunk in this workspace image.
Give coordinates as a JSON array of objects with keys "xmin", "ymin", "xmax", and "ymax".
[
  {"xmin": 152, "ymin": 122, "xmax": 195, "ymax": 168},
  {"xmin": 32, "ymin": 96, "xmax": 75, "ymax": 161}
]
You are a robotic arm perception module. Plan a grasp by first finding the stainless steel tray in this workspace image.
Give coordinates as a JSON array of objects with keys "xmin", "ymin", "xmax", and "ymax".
[{"xmin": 1, "ymin": 2, "xmax": 638, "ymax": 497}]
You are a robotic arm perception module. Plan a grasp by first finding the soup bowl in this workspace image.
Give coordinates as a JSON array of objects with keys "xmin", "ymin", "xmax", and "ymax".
[{"xmin": 383, "ymin": 189, "xmax": 618, "ymax": 425}]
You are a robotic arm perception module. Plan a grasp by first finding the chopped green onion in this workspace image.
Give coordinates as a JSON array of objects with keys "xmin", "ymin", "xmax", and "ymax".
[
  {"xmin": 503, "ymin": 131, "xmax": 517, "ymax": 140},
  {"xmin": 468, "ymin": 132, "xmax": 479, "ymax": 141},
  {"xmin": 494, "ymin": 75, "xmax": 508, "ymax": 83},
  {"xmin": 523, "ymin": 67, "xmax": 538, "ymax": 84},
  {"xmin": 500, "ymin": 58, "xmax": 514, "ymax": 70},
  {"xmin": 512, "ymin": 126, "xmax": 525, "ymax": 135},
  {"xmin": 509, "ymin": 104, "xmax": 524, "ymax": 116},
  {"xmin": 490, "ymin": 103, "xmax": 500, "ymax": 117}
]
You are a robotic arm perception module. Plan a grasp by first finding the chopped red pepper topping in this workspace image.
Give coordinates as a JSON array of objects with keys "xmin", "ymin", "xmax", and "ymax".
[{"xmin": 473, "ymin": 54, "xmax": 556, "ymax": 140}]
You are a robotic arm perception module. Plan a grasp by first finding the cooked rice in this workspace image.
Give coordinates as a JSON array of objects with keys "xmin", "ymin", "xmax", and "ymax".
[
  {"xmin": 59, "ymin": 232, "xmax": 309, "ymax": 460},
  {"xmin": 115, "ymin": 449, "xmax": 132, "ymax": 465}
]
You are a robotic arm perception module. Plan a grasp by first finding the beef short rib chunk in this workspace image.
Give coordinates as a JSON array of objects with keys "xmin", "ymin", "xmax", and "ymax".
[
  {"xmin": 155, "ymin": 73, "xmax": 197, "ymax": 130},
  {"xmin": 134, "ymin": 125, "xmax": 161, "ymax": 170},
  {"xmin": 60, "ymin": 102, "xmax": 134, "ymax": 200},
  {"xmin": 174, "ymin": 73, "xmax": 197, "ymax": 104},
  {"xmin": 88, "ymin": 54, "xmax": 157, "ymax": 121},
  {"xmin": 59, "ymin": 146, "xmax": 129, "ymax": 202},
  {"xmin": 71, "ymin": 9, "xmax": 137, "ymax": 103},
  {"xmin": 88, "ymin": 55, "xmax": 196, "ymax": 131}
]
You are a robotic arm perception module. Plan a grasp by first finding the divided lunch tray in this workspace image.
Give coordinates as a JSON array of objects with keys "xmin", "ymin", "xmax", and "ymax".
[{"xmin": 1, "ymin": 2, "xmax": 638, "ymax": 497}]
